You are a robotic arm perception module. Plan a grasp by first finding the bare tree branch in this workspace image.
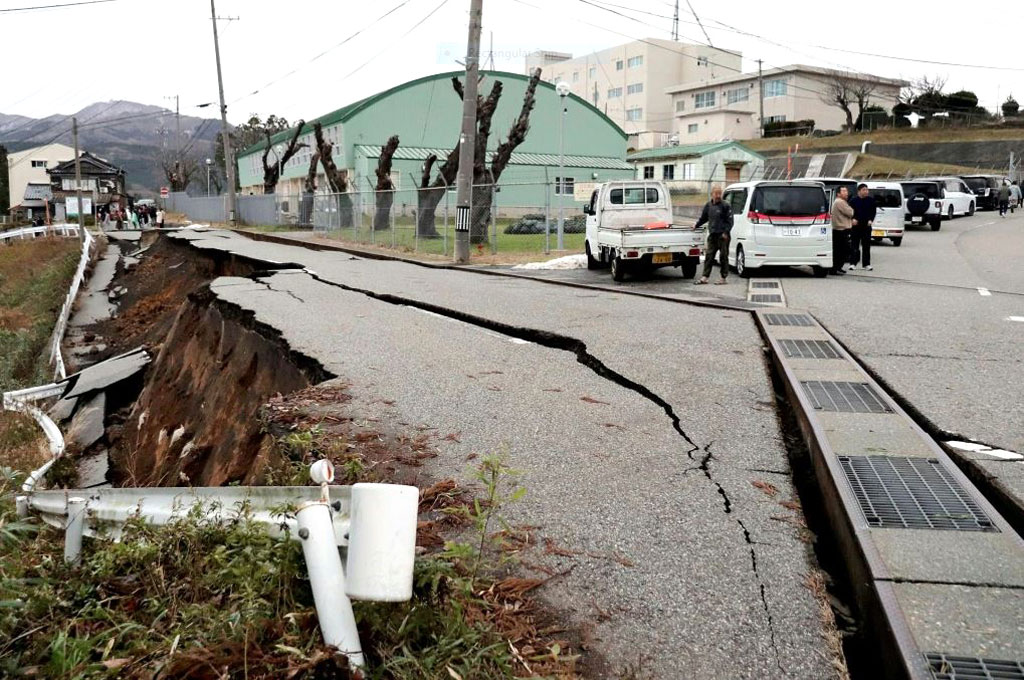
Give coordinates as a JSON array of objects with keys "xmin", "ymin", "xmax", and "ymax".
[
  {"xmin": 492, "ymin": 68, "xmax": 541, "ymax": 180},
  {"xmin": 262, "ymin": 120, "xmax": 307, "ymax": 193},
  {"xmin": 374, "ymin": 135, "xmax": 400, "ymax": 191}
]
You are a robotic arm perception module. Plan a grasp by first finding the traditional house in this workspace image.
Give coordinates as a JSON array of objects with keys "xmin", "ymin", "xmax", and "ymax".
[{"xmin": 47, "ymin": 152, "xmax": 127, "ymax": 219}]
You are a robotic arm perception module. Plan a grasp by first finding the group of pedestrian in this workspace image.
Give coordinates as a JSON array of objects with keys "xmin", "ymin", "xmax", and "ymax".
[
  {"xmin": 998, "ymin": 181, "xmax": 1022, "ymax": 218},
  {"xmin": 98, "ymin": 204, "xmax": 164, "ymax": 231},
  {"xmin": 830, "ymin": 183, "xmax": 876, "ymax": 275}
]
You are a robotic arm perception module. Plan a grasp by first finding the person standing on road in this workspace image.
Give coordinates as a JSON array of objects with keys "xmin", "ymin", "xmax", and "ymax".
[
  {"xmin": 694, "ymin": 185, "xmax": 734, "ymax": 285},
  {"xmin": 1009, "ymin": 182, "xmax": 1021, "ymax": 212},
  {"xmin": 830, "ymin": 186, "xmax": 854, "ymax": 276},
  {"xmin": 156, "ymin": 207, "xmax": 165, "ymax": 228},
  {"xmin": 998, "ymin": 183, "xmax": 1012, "ymax": 218},
  {"xmin": 848, "ymin": 183, "xmax": 877, "ymax": 271}
]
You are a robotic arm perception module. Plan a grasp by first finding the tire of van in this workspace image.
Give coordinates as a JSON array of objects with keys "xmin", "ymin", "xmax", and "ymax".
[
  {"xmin": 585, "ymin": 241, "xmax": 600, "ymax": 270},
  {"xmin": 891, "ymin": 237, "xmax": 903, "ymax": 247},
  {"xmin": 813, "ymin": 266, "xmax": 829, "ymax": 278},
  {"xmin": 947, "ymin": 205, "xmax": 955, "ymax": 219},
  {"xmin": 681, "ymin": 258, "xmax": 698, "ymax": 279},
  {"xmin": 968, "ymin": 202, "xmax": 976, "ymax": 216},
  {"xmin": 930, "ymin": 217, "xmax": 942, "ymax": 231},
  {"xmin": 736, "ymin": 246, "xmax": 751, "ymax": 278},
  {"xmin": 611, "ymin": 256, "xmax": 626, "ymax": 282}
]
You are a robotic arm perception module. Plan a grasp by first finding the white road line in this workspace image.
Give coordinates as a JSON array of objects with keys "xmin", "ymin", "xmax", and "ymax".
[
  {"xmin": 1008, "ymin": 316, "xmax": 1024, "ymax": 323},
  {"xmin": 978, "ymin": 287, "xmax": 992, "ymax": 297}
]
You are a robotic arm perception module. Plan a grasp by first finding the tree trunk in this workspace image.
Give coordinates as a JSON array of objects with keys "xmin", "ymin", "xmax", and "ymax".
[
  {"xmin": 416, "ymin": 187, "xmax": 444, "ymax": 238},
  {"xmin": 470, "ymin": 182, "xmax": 493, "ymax": 245},
  {"xmin": 313, "ymin": 122, "xmax": 353, "ymax": 228},
  {"xmin": 373, "ymin": 135, "xmax": 400, "ymax": 232},
  {"xmin": 374, "ymin": 190, "xmax": 394, "ymax": 232},
  {"xmin": 336, "ymin": 193, "xmax": 354, "ymax": 229}
]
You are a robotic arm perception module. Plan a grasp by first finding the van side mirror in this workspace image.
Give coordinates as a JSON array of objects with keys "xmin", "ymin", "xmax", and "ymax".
[{"xmin": 583, "ymin": 205, "xmax": 592, "ymax": 215}]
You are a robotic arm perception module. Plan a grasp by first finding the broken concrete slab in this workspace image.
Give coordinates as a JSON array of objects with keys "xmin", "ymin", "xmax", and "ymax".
[
  {"xmin": 77, "ymin": 448, "xmax": 109, "ymax": 488},
  {"xmin": 48, "ymin": 395, "xmax": 78, "ymax": 423},
  {"xmin": 60, "ymin": 347, "xmax": 150, "ymax": 400},
  {"xmin": 66, "ymin": 392, "xmax": 105, "ymax": 450}
]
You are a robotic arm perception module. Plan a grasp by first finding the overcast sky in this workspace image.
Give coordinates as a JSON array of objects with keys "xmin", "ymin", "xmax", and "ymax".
[{"xmin": 3, "ymin": 0, "xmax": 1019, "ymax": 124}]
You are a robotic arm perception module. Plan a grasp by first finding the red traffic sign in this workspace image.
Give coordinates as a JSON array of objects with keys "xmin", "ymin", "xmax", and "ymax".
[{"xmin": 160, "ymin": 187, "xmax": 169, "ymax": 197}]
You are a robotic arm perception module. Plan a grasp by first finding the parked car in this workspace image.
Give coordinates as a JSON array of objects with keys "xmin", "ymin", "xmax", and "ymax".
[
  {"xmin": 914, "ymin": 176, "xmax": 976, "ymax": 218},
  {"xmin": 863, "ymin": 182, "xmax": 905, "ymax": 246},
  {"xmin": 961, "ymin": 175, "xmax": 1007, "ymax": 211},
  {"xmin": 794, "ymin": 177, "xmax": 858, "ymax": 207},
  {"xmin": 583, "ymin": 180, "xmax": 705, "ymax": 282},
  {"xmin": 900, "ymin": 180, "xmax": 945, "ymax": 231},
  {"xmin": 722, "ymin": 181, "xmax": 832, "ymax": 278}
]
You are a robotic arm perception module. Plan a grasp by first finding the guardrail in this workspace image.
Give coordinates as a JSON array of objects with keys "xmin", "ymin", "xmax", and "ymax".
[
  {"xmin": 0, "ymin": 223, "xmax": 81, "ymax": 242},
  {"xmin": 2, "ymin": 383, "xmax": 67, "ymax": 493},
  {"xmin": 48, "ymin": 227, "xmax": 95, "ymax": 381},
  {"xmin": 15, "ymin": 461, "xmax": 418, "ymax": 670}
]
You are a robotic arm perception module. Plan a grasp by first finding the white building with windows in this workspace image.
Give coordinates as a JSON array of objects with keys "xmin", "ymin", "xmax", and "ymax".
[
  {"xmin": 627, "ymin": 141, "xmax": 764, "ymax": 194},
  {"xmin": 525, "ymin": 39, "xmax": 742, "ymax": 150},
  {"xmin": 666, "ymin": 64, "xmax": 905, "ymax": 143},
  {"xmin": 6, "ymin": 143, "xmax": 75, "ymax": 217}
]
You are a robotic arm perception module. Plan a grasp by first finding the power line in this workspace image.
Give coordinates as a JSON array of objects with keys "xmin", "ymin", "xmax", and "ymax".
[
  {"xmin": 339, "ymin": 0, "xmax": 451, "ymax": 81},
  {"xmin": 0, "ymin": 0, "xmax": 115, "ymax": 12},
  {"xmin": 809, "ymin": 44, "xmax": 1024, "ymax": 73}
]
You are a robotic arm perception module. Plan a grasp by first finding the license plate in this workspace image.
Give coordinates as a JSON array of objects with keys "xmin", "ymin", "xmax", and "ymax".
[
  {"xmin": 652, "ymin": 253, "xmax": 673, "ymax": 264},
  {"xmin": 911, "ymin": 217, "xmax": 922, "ymax": 224},
  {"xmin": 781, "ymin": 227, "xmax": 802, "ymax": 236},
  {"xmin": 871, "ymin": 230, "xmax": 885, "ymax": 237}
]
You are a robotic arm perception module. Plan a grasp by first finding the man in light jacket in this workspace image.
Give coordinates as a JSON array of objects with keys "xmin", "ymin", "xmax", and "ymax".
[
  {"xmin": 694, "ymin": 185, "xmax": 734, "ymax": 285},
  {"xmin": 830, "ymin": 186, "xmax": 854, "ymax": 276}
]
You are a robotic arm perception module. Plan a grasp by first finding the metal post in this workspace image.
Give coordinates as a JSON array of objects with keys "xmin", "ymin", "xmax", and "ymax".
[
  {"xmin": 443, "ymin": 179, "xmax": 450, "ymax": 256},
  {"xmin": 210, "ymin": 0, "xmax": 236, "ymax": 225},
  {"xmin": 72, "ymin": 117, "xmax": 85, "ymax": 243},
  {"xmin": 757, "ymin": 59, "xmax": 765, "ymax": 138},
  {"xmin": 544, "ymin": 167, "xmax": 551, "ymax": 254},
  {"xmin": 557, "ymin": 91, "xmax": 567, "ymax": 251},
  {"xmin": 454, "ymin": 0, "xmax": 483, "ymax": 263},
  {"xmin": 490, "ymin": 177, "xmax": 497, "ymax": 255},
  {"xmin": 64, "ymin": 496, "xmax": 87, "ymax": 564},
  {"xmin": 409, "ymin": 172, "xmax": 420, "ymax": 252},
  {"xmin": 296, "ymin": 501, "xmax": 364, "ymax": 668}
]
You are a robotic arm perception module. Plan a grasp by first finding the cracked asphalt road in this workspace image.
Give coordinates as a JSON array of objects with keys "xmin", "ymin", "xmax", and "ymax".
[{"xmin": 172, "ymin": 229, "xmax": 835, "ymax": 678}]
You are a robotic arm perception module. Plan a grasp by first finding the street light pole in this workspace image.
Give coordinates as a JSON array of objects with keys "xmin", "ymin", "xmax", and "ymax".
[
  {"xmin": 556, "ymin": 81, "xmax": 570, "ymax": 251},
  {"xmin": 210, "ymin": 0, "xmax": 236, "ymax": 225},
  {"xmin": 454, "ymin": 0, "xmax": 483, "ymax": 264},
  {"xmin": 72, "ymin": 117, "xmax": 85, "ymax": 244},
  {"xmin": 206, "ymin": 158, "xmax": 212, "ymax": 197}
]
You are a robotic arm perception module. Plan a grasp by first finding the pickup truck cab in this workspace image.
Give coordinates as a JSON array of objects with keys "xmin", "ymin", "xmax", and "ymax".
[{"xmin": 583, "ymin": 180, "xmax": 704, "ymax": 282}]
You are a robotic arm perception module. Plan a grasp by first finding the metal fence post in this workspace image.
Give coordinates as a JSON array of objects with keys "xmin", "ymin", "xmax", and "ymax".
[
  {"xmin": 544, "ymin": 167, "xmax": 551, "ymax": 254},
  {"xmin": 443, "ymin": 179, "xmax": 450, "ymax": 257},
  {"xmin": 490, "ymin": 181, "xmax": 497, "ymax": 255},
  {"xmin": 296, "ymin": 501, "xmax": 365, "ymax": 669},
  {"xmin": 64, "ymin": 496, "xmax": 86, "ymax": 564},
  {"xmin": 409, "ymin": 173, "xmax": 420, "ymax": 253}
]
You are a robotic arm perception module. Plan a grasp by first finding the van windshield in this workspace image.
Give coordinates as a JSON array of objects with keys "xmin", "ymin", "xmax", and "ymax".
[
  {"xmin": 868, "ymin": 189, "xmax": 903, "ymax": 208},
  {"xmin": 751, "ymin": 186, "xmax": 827, "ymax": 217},
  {"xmin": 901, "ymin": 182, "xmax": 941, "ymax": 199},
  {"xmin": 964, "ymin": 177, "xmax": 989, "ymax": 191}
]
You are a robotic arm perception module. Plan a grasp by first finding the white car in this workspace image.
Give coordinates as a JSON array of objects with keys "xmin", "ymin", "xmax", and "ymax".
[
  {"xmin": 914, "ymin": 176, "xmax": 976, "ymax": 219},
  {"xmin": 900, "ymin": 180, "xmax": 945, "ymax": 231},
  {"xmin": 863, "ymin": 182, "xmax": 905, "ymax": 247},
  {"xmin": 722, "ymin": 181, "xmax": 832, "ymax": 278}
]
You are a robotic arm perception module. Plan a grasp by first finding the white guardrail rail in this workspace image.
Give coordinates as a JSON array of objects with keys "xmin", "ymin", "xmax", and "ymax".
[{"xmin": 0, "ymin": 223, "xmax": 81, "ymax": 242}]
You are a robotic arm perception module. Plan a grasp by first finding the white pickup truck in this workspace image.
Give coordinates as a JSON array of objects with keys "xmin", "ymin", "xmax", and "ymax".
[{"xmin": 583, "ymin": 180, "xmax": 705, "ymax": 282}]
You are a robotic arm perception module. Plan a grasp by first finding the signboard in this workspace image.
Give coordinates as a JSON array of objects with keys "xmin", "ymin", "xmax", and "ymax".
[
  {"xmin": 65, "ymin": 197, "xmax": 93, "ymax": 217},
  {"xmin": 160, "ymin": 187, "xmax": 169, "ymax": 198},
  {"xmin": 574, "ymin": 182, "xmax": 598, "ymax": 202}
]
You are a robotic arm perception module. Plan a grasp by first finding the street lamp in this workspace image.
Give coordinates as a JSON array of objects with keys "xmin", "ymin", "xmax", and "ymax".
[
  {"xmin": 555, "ymin": 80, "xmax": 570, "ymax": 251},
  {"xmin": 206, "ymin": 158, "xmax": 212, "ymax": 197}
]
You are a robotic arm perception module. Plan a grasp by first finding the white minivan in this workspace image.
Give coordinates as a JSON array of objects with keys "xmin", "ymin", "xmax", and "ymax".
[
  {"xmin": 915, "ymin": 176, "xmax": 976, "ymax": 219},
  {"xmin": 864, "ymin": 182, "xmax": 906, "ymax": 247},
  {"xmin": 722, "ymin": 181, "xmax": 832, "ymax": 278}
]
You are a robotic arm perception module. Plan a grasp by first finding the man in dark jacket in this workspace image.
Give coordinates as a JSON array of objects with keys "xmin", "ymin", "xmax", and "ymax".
[
  {"xmin": 694, "ymin": 185, "xmax": 734, "ymax": 284},
  {"xmin": 848, "ymin": 183, "xmax": 877, "ymax": 271}
]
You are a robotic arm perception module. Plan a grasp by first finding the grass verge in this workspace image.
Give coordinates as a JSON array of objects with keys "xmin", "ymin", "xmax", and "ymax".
[
  {"xmin": 743, "ymin": 126, "xmax": 1024, "ymax": 153},
  {"xmin": 850, "ymin": 153, "xmax": 1001, "ymax": 179}
]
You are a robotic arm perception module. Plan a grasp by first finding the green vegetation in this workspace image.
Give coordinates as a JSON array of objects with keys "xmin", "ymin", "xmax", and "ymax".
[
  {"xmin": 850, "ymin": 153, "xmax": 1000, "ymax": 179},
  {"xmin": 743, "ymin": 126, "xmax": 1024, "ymax": 154}
]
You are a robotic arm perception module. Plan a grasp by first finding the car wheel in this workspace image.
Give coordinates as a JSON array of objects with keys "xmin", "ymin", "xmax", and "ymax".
[
  {"xmin": 968, "ymin": 202, "xmax": 975, "ymax": 216},
  {"xmin": 736, "ymin": 246, "xmax": 751, "ymax": 278},
  {"xmin": 611, "ymin": 256, "xmax": 626, "ymax": 282},
  {"xmin": 585, "ymin": 241, "xmax": 599, "ymax": 270},
  {"xmin": 948, "ymin": 205, "xmax": 955, "ymax": 219},
  {"xmin": 681, "ymin": 258, "xmax": 698, "ymax": 279},
  {"xmin": 813, "ymin": 265, "xmax": 829, "ymax": 278},
  {"xmin": 930, "ymin": 217, "xmax": 942, "ymax": 231},
  {"xmin": 891, "ymin": 237, "xmax": 903, "ymax": 247},
  {"xmin": 871, "ymin": 237, "xmax": 883, "ymax": 244}
]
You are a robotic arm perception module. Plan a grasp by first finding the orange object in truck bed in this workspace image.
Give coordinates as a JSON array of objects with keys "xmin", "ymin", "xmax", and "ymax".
[{"xmin": 643, "ymin": 221, "xmax": 670, "ymax": 230}]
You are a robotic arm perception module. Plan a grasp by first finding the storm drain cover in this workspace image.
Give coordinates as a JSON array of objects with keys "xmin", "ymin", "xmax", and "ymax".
[
  {"xmin": 802, "ymin": 381, "xmax": 892, "ymax": 413},
  {"xmin": 751, "ymin": 281, "xmax": 779, "ymax": 289},
  {"xmin": 926, "ymin": 652, "xmax": 1023, "ymax": 679},
  {"xmin": 764, "ymin": 313, "xmax": 813, "ymax": 326},
  {"xmin": 780, "ymin": 339, "xmax": 841, "ymax": 360},
  {"xmin": 751, "ymin": 294, "xmax": 784, "ymax": 303},
  {"xmin": 840, "ymin": 457, "xmax": 997, "ymax": 531}
]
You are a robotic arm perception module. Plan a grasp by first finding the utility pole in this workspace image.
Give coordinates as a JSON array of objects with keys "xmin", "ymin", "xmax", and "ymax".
[
  {"xmin": 454, "ymin": 0, "xmax": 483, "ymax": 264},
  {"xmin": 72, "ymin": 117, "xmax": 85, "ymax": 244},
  {"xmin": 210, "ymin": 0, "xmax": 236, "ymax": 225},
  {"xmin": 672, "ymin": 0, "xmax": 679, "ymax": 41},
  {"xmin": 174, "ymin": 94, "xmax": 180, "ymax": 162},
  {"xmin": 757, "ymin": 59, "xmax": 765, "ymax": 138}
]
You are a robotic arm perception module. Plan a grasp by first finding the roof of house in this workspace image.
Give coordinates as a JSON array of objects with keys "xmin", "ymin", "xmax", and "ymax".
[
  {"xmin": 47, "ymin": 151, "xmax": 124, "ymax": 176},
  {"xmin": 354, "ymin": 144, "xmax": 632, "ymax": 170},
  {"xmin": 666, "ymin": 63, "xmax": 908, "ymax": 94},
  {"xmin": 240, "ymin": 69, "xmax": 627, "ymax": 158},
  {"xmin": 627, "ymin": 141, "xmax": 763, "ymax": 162},
  {"xmin": 23, "ymin": 183, "xmax": 53, "ymax": 201}
]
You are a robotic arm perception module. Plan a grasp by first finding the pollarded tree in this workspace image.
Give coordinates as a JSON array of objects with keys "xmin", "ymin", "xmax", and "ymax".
[
  {"xmin": 313, "ymin": 122, "xmax": 354, "ymax": 228},
  {"xmin": 261, "ymin": 120, "xmax": 306, "ymax": 194},
  {"xmin": 373, "ymin": 136, "xmax": 400, "ymax": 232}
]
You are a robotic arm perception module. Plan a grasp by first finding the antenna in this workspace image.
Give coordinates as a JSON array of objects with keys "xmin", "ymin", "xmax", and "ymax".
[{"xmin": 672, "ymin": 0, "xmax": 679, "ymax": 41}]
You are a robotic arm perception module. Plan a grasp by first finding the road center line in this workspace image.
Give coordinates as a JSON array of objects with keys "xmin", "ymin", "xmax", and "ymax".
[{"xmin": 978, "ymin": 287, "xmax": 992, "ymax": 297}]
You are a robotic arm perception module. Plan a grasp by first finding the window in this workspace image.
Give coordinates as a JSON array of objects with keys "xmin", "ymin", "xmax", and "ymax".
[
  {"xmin": 572, "ymin": 71, "xmax": 579, "ymax": 82},
  {"xmin": 696, "ymin": 56, "xmax": 709, "ymax": 67},
  {"xmin": 31, "ymin": 160, "xmax": 47, "ymax": 168},
  {"xmin": 627, "ymin": 82, "xmax": 644, "ymax": 95},
  {"xmin": 627, "ymin": 55, "xmax": 643, "ymax": 68},
  {"xmin": 610, "ymin": 187, "xmax": 660, "ymax": 205},
  {"xmin": 588, "ymin": 66, "xmax": 596, "ymax": 78},
  {"xmin": 751, "ymin": 185, "xmax": 827, "ymax": 216},
  {"xmin": 643, "ymin": 165, "xmax": 655, "ymax": 179},
  {"xmin": 726, "ymin": 87, "xmax": 749, "ymax": 104},
  {"xmin": 764, "ymin": 78, "xmax": 788, "ymax": 98},
  {"xmin": 868, "ymin": 189, "xmax": 903, "ymax": 208},
  {"xmin": 555, "ymin": 176, "xmax": 575, "ymax": 195},
  {"xmin": 625, "ymin": 107, "xmax": 643, "ymax": 122},
  {"xmin": 687, "ymin": 123, "xmax": 699, "ymax": 133},
  {"xmin": 662, "ymin": 164, "xmax": 675, "ymax": 180},
  {"xmin": 615, "ymin": 59, "xmax": 624, "ymax": 70},
  {"xmin": 725, "ymin": 189, "xmax": 748, "ymax": 215},
  {"xmin": 61, "ymin": 178, "xmax": 95, "ymax": 191},
  {"xmin": 681, "ymin": 163, "xmax": 697, "ymax": 180},
  {"xmin": 675, "ymin": 100, "xmax": 686, "ymax": 112},
  {"xmin": 607, "ymin": 87, "xmax": 622, "ymax": 98},
  {"xmin": 764, "ymin": 115, "xmax": 787, "ymax": 124},
  {"xmin": 945, "ymin": 180, "xmax": 962, "ymax": 193},
  {"xmin": 694, "ymin": 91, "xmax": 715, "ymax": 109}
]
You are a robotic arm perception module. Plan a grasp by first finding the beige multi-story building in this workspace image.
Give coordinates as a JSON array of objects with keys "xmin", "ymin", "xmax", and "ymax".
[
  {"xmin": 666, "ymin": 64, "xmax": 906, "ymax": 144},
  {"xmin": 6, "ymin": 143, "xmax": 76, "ymax": 218},
  {"xmin": 526, "ymin": 39, "xmax": 742, "ymax": 150}
]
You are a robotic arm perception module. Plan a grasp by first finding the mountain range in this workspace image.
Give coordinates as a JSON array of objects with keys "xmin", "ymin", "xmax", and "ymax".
[{"xmin": 0, "ymin": 101, "xmax": 224, "ymax": 194}]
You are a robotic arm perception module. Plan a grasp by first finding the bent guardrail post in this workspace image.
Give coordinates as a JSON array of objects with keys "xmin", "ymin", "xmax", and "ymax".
[{"xmin": 64, "ymin": 497, "xmax": 87, "ymax": 564}]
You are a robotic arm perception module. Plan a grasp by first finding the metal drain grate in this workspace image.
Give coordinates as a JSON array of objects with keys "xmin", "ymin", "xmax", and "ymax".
[
  {"xmin": 840, "ymin": 457, "xmax": 997, "ymax": 531},
  {"xmin": 751, "ymin": 294, "xmax": 784, "ymax": 303},
  {"xmin": 926, "ymin": 652, "xmax": 1024, "ymax": 679},
  {"xmin": 751, "ymin": 281, "xmax": 779, "ymax": 289},
  {"xmin": 764, "ymin": 313, "xmax": 813, "ymax": 326},
  {"xmin": 780, "ymin": 339, "xmax": 841, "ymax": 360},
  {"xmin": 802, "ymin": 381, "xmax": 893, "ymax": 413}
]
